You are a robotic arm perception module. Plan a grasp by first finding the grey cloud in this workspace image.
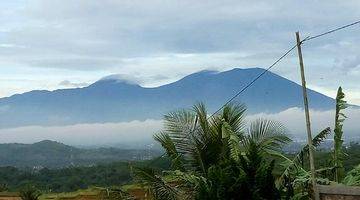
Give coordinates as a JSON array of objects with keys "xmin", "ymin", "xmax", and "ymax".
[
  {"xmin": 338, "ymin": 56, "xmax": 360, "ymax": 72},
  {"xmin": 3, "ymin": 0, "xmax": 359, "ymax": 69},
  {"xmin": 0, "ymin": 0, "xmax": 360, "ymax": 104},
  {"xmin": 58, "ymin": 80, "xmax": 88, "ymax": 88},
  {"xmin": 27, "ymin": 57, "xmax": 123, "ymax": 71}
]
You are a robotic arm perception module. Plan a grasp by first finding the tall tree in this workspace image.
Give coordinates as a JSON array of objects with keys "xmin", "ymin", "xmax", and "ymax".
[{"xmin": 333, "ymin": 87, "xmax": 347, "ymax": 182}]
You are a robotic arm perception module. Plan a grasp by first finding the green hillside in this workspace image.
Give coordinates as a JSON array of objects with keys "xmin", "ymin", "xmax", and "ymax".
[{"xmin": 0, "ymin": 140, "xmax": 161, "ymax": 168}]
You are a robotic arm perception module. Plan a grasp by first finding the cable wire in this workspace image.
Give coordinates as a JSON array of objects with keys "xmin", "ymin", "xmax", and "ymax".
[
  {"xmin": 147, "ymin": 43, "xmax": 298, "ymax": 167},
  {"xmin": 209, "ymin": 44, "xmax": 297, "ymax": 119},
  {"xmin": 146, "ymin": 19, "xmax": 360, "ymax": 167},
  {"xmin": 304, "ymin": 20, "xmax": 360, "ymax": 42}
]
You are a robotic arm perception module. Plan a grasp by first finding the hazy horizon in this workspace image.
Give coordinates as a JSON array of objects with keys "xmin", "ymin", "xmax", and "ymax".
[{"xmin": 0, "ymin": 107, "xmax": 357, "ymax": 147}]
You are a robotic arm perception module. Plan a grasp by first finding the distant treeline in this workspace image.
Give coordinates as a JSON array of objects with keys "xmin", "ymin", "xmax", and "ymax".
[
  {"xmin": 280, "ymin": 142, "xmax": 360, "ymax": 174},
  {"xmin": 0, "ymin": 159, "xmax": 170, "ymax": 193},
  {"xmin": 0, "ymin": 140, "xmax": 161, "ymax": 168}
]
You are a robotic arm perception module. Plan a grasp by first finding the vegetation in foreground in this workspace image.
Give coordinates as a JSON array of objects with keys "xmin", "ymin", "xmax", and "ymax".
[
  {"xmin": 19, "ymin": 185, "xmax": 41, "ymax": 200},
  {"xmin": 134, "ymin": 102, "xmax": 290, "ymax": 199},
  {"xmin": 132, "ymin": 87, "xmax": 360, "ymax": 199},
  {"xmin": 2, "ymin": 141, "xmax": 360, "ymax": 198}
]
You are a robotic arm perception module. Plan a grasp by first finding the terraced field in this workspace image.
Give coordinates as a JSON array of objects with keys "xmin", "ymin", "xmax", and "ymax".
[{"xmin": 0, "ymin": 185, "xmax": 148, "ymax": 200}]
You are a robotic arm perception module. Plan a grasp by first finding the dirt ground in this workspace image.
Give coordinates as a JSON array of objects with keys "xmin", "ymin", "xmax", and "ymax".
[
  {"xmin": 0, "ymin": 195, "xmax": 98, "ymax": 200},
  {"xmin": 0, "ymin": 197, "xmax": 21, "ymax": 200}
]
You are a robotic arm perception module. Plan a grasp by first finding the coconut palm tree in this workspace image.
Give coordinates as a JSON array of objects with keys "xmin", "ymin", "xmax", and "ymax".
[{"xmin": 134, "ymin": 102, "xmax": 291, "ymax": 199}]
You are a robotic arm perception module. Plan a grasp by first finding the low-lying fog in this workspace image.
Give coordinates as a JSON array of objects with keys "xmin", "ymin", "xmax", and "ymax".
[{"xmin": 0, "ymin": 107, "xmax": 359, "ymax": 148}]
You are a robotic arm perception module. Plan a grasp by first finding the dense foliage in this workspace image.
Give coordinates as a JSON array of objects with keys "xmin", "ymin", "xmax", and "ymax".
[
  {"xmin": 1, "ymin": 143, "xmax": 360, "ymax": 195},
  {"xmin": 0, "ymin": 162, "xmax": 133, "ymax": 192},
  {"xmin": 0, "ymin": 157, "xmax": 170, "ymax": 193},
  {"xmin": 132, "ymin": 88, "xmax": 360, "ymax": 200},
  {"xmin": 134, "ymin": 103, "xmax": 291, "ymax": 199}
]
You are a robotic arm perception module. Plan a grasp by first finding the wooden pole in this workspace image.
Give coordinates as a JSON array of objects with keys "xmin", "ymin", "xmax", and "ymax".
[{"xmin": 296, "ymin": 31, "xmax": 319, "ymax": 200}]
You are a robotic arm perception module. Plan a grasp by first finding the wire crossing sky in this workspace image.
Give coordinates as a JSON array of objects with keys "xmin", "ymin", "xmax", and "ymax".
[
  {"xmin": 149, "ymin": 19, "xmax": 360, "ymax": 165},
  {"xmin": 0, "ymin": 1, "xmax": 359, "ymax": 105}
]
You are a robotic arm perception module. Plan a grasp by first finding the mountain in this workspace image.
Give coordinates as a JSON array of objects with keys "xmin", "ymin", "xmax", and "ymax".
[
  {"xmin": 0, "ymin": 140, "xmax": 161, "ymax": 168},
  {"xmin": 0, "ymin": 68, "xmax": 336, "ymax": 128}
]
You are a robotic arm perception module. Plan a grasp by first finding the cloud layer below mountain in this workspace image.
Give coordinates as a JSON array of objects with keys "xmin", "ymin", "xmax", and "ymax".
[{"xmin": 0, "ymin": 107, "xmax": 358, "ymax": 147}]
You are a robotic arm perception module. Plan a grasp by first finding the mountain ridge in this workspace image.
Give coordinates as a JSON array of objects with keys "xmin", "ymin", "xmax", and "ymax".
[{"xmin": 0, "ymin": 67, "xmax": 337, "ymax": 128}]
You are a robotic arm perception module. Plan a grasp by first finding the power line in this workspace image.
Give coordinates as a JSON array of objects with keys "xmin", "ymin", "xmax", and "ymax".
[
  {"xmin": 147, "ymin": 19, "xmax": 360, "ymax": 167},
  {"xmin": 304, "ymin": 20, "xmax": 360, "ymax": 42},
  {"xmin": 147, "ymin": 43, "xmax": 299, "ymax": 167},
  {"xmin": 168, "ymin": 19, "xmax": 360, "ymax": 136},
  {"xmin": 209, "ymin": 44, "xmax": 298, "ymax": 119},
  {"xmin": 198, "ymin": 20, "xmax": 360, "ymax": 119}
]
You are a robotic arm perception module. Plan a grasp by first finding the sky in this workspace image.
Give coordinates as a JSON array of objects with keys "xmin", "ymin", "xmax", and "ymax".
[{"xmin": 0, "ymin": 0, "xmax": 360, "ymax": 105}]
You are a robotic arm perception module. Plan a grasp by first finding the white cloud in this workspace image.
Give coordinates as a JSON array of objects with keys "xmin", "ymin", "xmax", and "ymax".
[
  {"xmin": 247, "ymin": 107, "xmax": 360, "ymax": 141},
  {"xmin": 0, "ymin": 119, "xmax": 163, "ymax": 147},
  {"xmin": 0, "ymin": 107, "xmax": 358, "ymax": 146}
]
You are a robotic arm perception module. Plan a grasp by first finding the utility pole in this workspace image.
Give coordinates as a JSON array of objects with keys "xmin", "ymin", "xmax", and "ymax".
[{"xmin": 295, "ymin": 32, "xmax": 319, "ymax": 200}]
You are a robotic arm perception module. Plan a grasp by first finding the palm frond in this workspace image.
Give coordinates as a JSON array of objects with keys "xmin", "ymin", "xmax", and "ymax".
[
  {"xmin": 246, "ymin": 119, "xmax": 291, "ymax": 153},
  {"xmin": 162, "ymin": 109, "xmax": 197, "ymax": 162},
  {"xmin": 220, "ymin": 103, "xmax": 247, "ymax": 135},
  {"xmin": 293, "ymin": 127, "xmax": 332, "ymax": 165},
  {"xmin": 343, "ymin": 164, "xmax": 360, "ymax": 186},
  {"xmin": 193, "ymin": 103, "xmax": 210, "ymax": 136},
  {"xmin": 154, "ymin": 132, "xmax": 185, "ymax": 171},
  {"xmin": 189, "ymin": 135, "xmax": 207, "ymax": 174},
  {"xmin": 221, "ymin": 121, "xmax": 241, "ymax": 161},
  {"xmin": 276, "ymin": 127, "xmax": 331, "ymax": 188}
]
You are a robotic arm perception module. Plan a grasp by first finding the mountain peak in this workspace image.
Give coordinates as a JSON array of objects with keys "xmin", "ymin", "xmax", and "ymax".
[
  {"xmin": 89, "ymin": 74, "xmax": 143, "ymax": 89},
  {"xmin": 97, "ymin": 74, "xmax": 140, "ymax": 85},
  {"xmin": 226, "ymin": 67, "xmax": 266, "ymax": 73}
]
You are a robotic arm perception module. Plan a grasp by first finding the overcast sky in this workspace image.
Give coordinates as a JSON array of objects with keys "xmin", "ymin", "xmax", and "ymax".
[{"xmin": 1, "ymin": 1, "xmax": 360, "ymax": 104}]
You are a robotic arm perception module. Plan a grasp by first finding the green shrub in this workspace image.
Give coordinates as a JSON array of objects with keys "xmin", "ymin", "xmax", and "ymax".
[{"xmin": 19, "ymin": 185, "xmax": 41, "ymax": 200}]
